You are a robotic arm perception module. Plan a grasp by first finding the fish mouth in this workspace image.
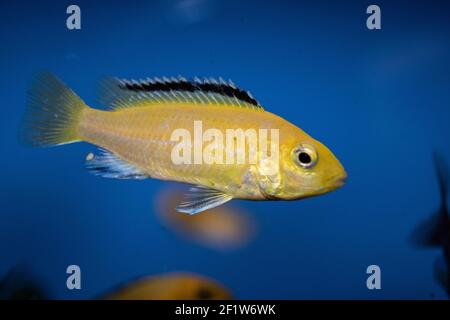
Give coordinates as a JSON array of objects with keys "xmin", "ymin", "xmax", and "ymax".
[
  {"xmin": 297, "ymin": 173, "xmax": 347, "ymax": 199},
  {"xmin": 329, "ymin": 172, "xmax": 347, "ymax": 188},
  {"xmin": 319, "ymin": 172, "xmax": 347, "ymax": 193},
  {"xmin": 331, "ymin": 174, "xmax": 347, "ymax": 188}
]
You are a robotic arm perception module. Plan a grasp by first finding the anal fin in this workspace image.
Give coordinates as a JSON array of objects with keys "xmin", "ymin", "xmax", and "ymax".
[
  {"xmin": 176, "ymin": 185, "xmax": 233, "ymax": 215},
  {"xmin": 85, "ymin": 149, "xmax": 147, "ymax": 180}
]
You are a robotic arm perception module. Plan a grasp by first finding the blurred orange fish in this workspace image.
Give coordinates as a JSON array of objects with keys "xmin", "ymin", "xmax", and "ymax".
[
  {"xmin": 156, "ymin": 187, "xmax": 256, "ymax": 250},
  {"xmin": 103, "ymin": 272, "xmax": 232, "ymax": 300}
]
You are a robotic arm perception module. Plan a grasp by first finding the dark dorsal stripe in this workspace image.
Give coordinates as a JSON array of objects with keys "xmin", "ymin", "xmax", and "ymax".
[{"xmin": 118, "ymin": 78, "xmax": 259, "ymax": 106}]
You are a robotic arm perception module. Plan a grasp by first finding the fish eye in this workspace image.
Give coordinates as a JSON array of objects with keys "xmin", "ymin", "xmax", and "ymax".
[{"xmin": 293, "ymin": 144, "xmax": 318, "ymax": 169}]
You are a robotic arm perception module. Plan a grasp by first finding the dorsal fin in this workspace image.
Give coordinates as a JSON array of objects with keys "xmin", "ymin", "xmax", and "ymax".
[{"xmin": 98, "ymin": 76, "xmax": 263, "ymax": 111}]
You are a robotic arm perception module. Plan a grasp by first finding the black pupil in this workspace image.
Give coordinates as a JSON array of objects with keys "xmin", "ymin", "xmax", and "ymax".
[{"xmin": 299, "ymin": 152, "xmax": 311, "ymax": 164}]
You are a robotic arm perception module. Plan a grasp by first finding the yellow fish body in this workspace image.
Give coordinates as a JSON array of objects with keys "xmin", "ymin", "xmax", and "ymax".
[{"xmin": 22, "ymin": 73, "xmax": 347, "ymax": 214}]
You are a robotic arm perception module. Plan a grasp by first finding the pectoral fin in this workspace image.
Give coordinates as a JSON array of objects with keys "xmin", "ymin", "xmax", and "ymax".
[{"xmin": 176, "ymin": 185, "xmax": 233, "ymax": 215}]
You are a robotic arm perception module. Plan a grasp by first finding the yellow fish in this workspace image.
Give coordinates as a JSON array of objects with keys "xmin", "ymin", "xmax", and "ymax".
[
  {"xmin": 21, "ymin": 72, "xmax": 347, "ymax": 214},
  {"xmin": 102, "ymin": 272, "xmax": 232, "ymax": 300}
]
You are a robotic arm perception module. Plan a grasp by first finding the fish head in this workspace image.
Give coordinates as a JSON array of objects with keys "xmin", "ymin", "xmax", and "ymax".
[{"xmin": 274, "ymin": 130, "xmax": 347, "ymax": 200}]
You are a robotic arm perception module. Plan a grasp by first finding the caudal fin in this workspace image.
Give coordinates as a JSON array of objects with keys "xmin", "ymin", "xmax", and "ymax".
[{"xmin": 20, "ymin": 72, "xmax": 87, "ymax": 147}]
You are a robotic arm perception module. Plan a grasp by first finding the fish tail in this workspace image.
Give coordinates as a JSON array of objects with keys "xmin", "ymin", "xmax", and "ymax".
[{"xmin": 20, "ymin": 72, "xmax": 88, "ymax": 147}]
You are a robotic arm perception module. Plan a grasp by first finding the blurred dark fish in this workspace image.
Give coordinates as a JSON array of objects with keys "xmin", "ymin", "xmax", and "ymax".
[
  {"xmin": 102, "ymin": 272, "xmax": 232, "ymax": 300},
  {"xmin": 434, "ymin": 255, "xmax": 448, "ymax": 294},
  {"xmin": 0, "ymin": 267, "xmax": 47, "ymax": 300},
  {"xmin": 156, "ymin": 187, "xmax": 256, "ymax": 250},
  {"xmin": 410, "ymin": 151, "xmax": 450, "ymax": 295}
]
